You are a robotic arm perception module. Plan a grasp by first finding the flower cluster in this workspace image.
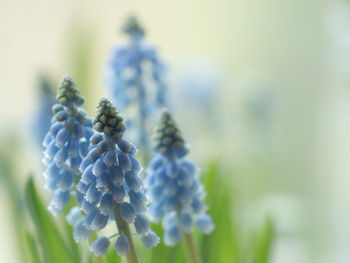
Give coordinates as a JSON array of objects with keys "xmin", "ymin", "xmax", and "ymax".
[
  {"xmin": 74, "ymin": 98, "xmax": 159, "ymax": 256},
  {"xmin": 42, "ymin": 75, "xmax": 93, "ymax": 216},
  {"xmin": 145, "ymin": 111, "xmax": 214, "ymax": 246},
  {"xmin": 104, "ymin": 15, "xmax": 167, "ymax": 152}
]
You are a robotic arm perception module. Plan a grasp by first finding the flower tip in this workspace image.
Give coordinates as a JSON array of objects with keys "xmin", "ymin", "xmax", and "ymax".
[{"xmin": 56, "ymin": 75, "xmax": 84, "ymax": 106}]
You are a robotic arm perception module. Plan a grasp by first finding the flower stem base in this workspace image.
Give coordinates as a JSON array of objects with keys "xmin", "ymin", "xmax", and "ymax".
[{"xmin": 181, "ymin": 232, "xmax": 203, "ymax": 263}]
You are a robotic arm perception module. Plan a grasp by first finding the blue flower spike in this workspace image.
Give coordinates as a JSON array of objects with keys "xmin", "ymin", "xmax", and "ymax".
[
  {"xmin": 76, "ymin": 98, "xmax": 159, "ymax": 260},
  {"xmin": 42, "ymin": 75, "xmax": 93, "ymax": 216},
  {"xmin": 105, "ymin": 15, "xmax": 167, "ymax": 155},
  {"xmin": 146, "ymin": 110, "xmax": 214, "ymax": 262}
]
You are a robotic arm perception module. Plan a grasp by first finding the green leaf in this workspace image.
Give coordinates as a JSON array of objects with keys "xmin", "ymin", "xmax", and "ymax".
[
  {"xmin": 26, "ymin": 232, "xmax": 42, "ymax": 263},
  {"xmin": 25, "ymin": 176, "xmax": 76, "ymax": 263},
  {"xmin": 200, "ymin": 161, "xmax": 240, "ymax": 263},
  {"xmin": 252, "ymin": 218, "xmax": 274, "ymax": 263}
]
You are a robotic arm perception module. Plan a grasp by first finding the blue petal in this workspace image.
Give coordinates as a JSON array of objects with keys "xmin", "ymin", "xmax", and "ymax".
[
  {"xmin": 125, "ymin": 171, "xmax": 142, "ymax": 192},
  {"xmin": 128, "ymin": 190, "xmax": 146, "ymax": 212},
  {"xmin": 161, "ymin": 196, "xmax": 177, "ymax": 213},
  {"xmin": 179, "ymin": 212, "xmax": 193, "ymax": 233},
  {"xmin": 43, "ymin": 133, "xmax": 53, "ymax": 148},
  {"xmin": 66, "ymin": 207, "xmax": 83, "ymax": 226},
  {"xmin": 103, "ymin": 150, "xmax": 117, "ymax": 168},
  {"xmin": 163, "ymin": 225, "xmax": 180, "ymax": 247},
  {"xmin": 163, "ymin": 179, "xmax": 177, "ymax": 196},
  {"xmin": 74, "ymin": 123, "xmax": 85, "ymax": 138},
  {"xmin": 73, "ymin": 220, "xmax": 92, "ymax": 242},
  {"xmin": 148, "ymin": 203, "xmax": 164, "ymax": 222},
  {"xmin": 120, "ymin": 202, "xmax": 136, "ymax": 224},
  {"xmin": 81, "ymin": 198, "xmax": 97, "ymax": 214},
  {"xmin": 48, "ymin": 190, "xmax": 70, "ymax": 216},
  {"xmin": 84, "ymin": 207, "xmax": 99, "ymax": 229},
  {"xmin": 177, "ymin": 167, "xmax": 193, "ymax": 187},
  {"xmin": 134, "ymin": 215, "xmax": 150, "ymax": 236},
  {"xmin": 81, "ymin": 165, "xmax": 95, "ymax": 185},
  {"xmin": 96, "ymin": 140, "xmax": 108, "ymax": 153},
  {"xmin": 162, "ymin": 212, "xmax": 176, "ymax": 229},
  {"xmin": 80, "ymin": 158, "xmax": 92, "ymax": 173},
  {"xmin": 53, "ymin": 148, "xmax": 68, "ymax": 167},
  {"xmin": 111, "ymin": 186, "xmax": 125, "ymax": 203},
  {"xmin": 191, "ymin": 197, "xmax": 208, "ymax": 214},
  {"xmin": 85, "ymin": 182, "xmax": 101, "ymax": 203},
  {"xmin": 67, "ymin": 138, "xmax": 80, "ymax": 157},
  {"xmin": 114, "ymin": 234, "xmax": 130, "ymax": 255},
  {"xmin": 91, "ymin": 212, "xmax": 109, "ymax": 231},
  {"xmin": 88, "ymin": 148, "xmax": 101, "ymax": 162},
  {"xmin": 76, "ymin": 181, "xmax": 89, "ymax": 194},
  {"xmin": 141, "ymin": 231, "xmax": 160, "ymax": 248},
  {"xmin": 110, "ymin": 166, "xmax": 124, "ymax": 186},
  {"xmin": 70, "ymin": 156, "xmax": 82, "ymax": 171},
  {"xmin": 92, "ymin": 158, "xmax": 107, "ymax": 177},
  {"xmin": 43, "ymin": 162, "xmax": 60, "ymax": 180},
  {"xmin": 130, "ymin": 157, "xmax": 142, "ymax": 175},
  {"xmin": 195, "ymin": 214, "xmax": 214, "ymax": 234},
  {"xmin": 57, "ymin": 170, "xmax": 73, "ymax": 190},
  {"xmin": 99, "ymin": 193, "xmax": 114, "ymax": 216},
  {"xmin": 90, "ymin": 134, "xmax": 103, "ymax": 145},
  {"xmin": 44, "ymin": 140, "xmax": 59, "ymax": 159},
  {"xmin": 166, "ymin": 161, "xmax": 178, "ymax": 179},
  {"xmin": 117, "ymin": 139, "xmax": 131, "ymax": 153},
  {"xmin": 177, "ymin": 186, "xmax": 193, "ymax": 206},
  {"xmin": 50, "ymin": 122, "xmax": 63, "ymax": 137},
  {"xmin": 90, "ymin": 236, "xmax": 110, "ymax": 257},
  {"xmin": 118, "ymin": 152, "xmax": 131, "ymax": 171},
  {"xmin": 96, "ymin": 172, "xmax": 110, "ymax": 192},
  {"xmin": 84, "ymin": 127, "xmax": 94, "ymax": 140},
  {"xmin": 79, "ymin": 141, "xmax": 90, "ymax": 157}
]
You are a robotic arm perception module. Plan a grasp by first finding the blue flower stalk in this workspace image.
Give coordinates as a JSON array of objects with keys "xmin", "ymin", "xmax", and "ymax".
[
  {"xmin": 75, "ymin": 98, "xmax": 159, "ymax": 262},
  {"xmin": 42, "ymin": 75, "xmax": 94, "ymax": 216},
  {"xmin": 145, "ymin": 110, "xmax": 214, "ymax": 263},
  {"xmin": 105, "ymin": 15, "xmax": 167, "ymax": 157}
]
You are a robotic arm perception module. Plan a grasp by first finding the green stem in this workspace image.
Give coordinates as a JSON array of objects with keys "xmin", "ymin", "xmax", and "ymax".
[
  {"xmin": 89, "ymin": 231, "xmax": 106, "ymax": 263},
  {"xmin": 181, "ymin": 232, "xmax": 203, "ymax": 263},
  {"xmin": 113, "ymin": 203, "xmax": 139, "ymax": 263}
]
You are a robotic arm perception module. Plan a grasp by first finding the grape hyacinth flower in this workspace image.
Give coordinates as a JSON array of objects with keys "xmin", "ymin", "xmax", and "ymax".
[
  {"xmin": 76, "ymin": 98, "xmax": 159, "ymax": 261},
  {"xmin": 145, "ymin": 110, "xmax": 214, "ymax": 262},
  {"xmin": 105, "ymin": 15, "xmax": 167, "ymax": 155},
  {"xmin": 32, "ymin": 75, "xmax": 56, "ymax": 147},
  {"xmin": 42, "ymin": 75, "xmax": 93, "ymax": 216}
]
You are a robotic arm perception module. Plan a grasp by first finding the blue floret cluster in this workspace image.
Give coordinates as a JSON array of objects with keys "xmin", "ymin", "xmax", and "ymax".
[
  {"xmin": 42, "ymin": 75, "xmax": 94, "ymax": 216},
  {"xmin": 104, "ymin": 15, "xmax": 167, "ymax": 152},
  {"xmin": 145, "ymin": 111, "xmax": 214, "ymax": 246},
  {"xmin": 73, "ymin": 98, "xmax": 159, "ymax": 256}
]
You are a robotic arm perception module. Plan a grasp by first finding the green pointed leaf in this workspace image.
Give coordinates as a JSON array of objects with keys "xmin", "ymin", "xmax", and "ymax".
[
  {"xmin": 26, "ymin": 232, "xmax": 42, "ymax": 263},
  {"xmin": 25, "ymin": 176, "xmax": 76, "ymax": 263},
  {"xmin": 252, "ymin": 218, "xmax": 274, "ymax": 263}
]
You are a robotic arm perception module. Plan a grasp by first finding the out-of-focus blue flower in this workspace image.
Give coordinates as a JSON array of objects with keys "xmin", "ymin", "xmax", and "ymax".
[
  {"xmin": 76, "ymin": 98, "xmax": 159, "ymax": 255},
  {"xmin": 104, "ymin": 15, "xmax": 167, "ymax": 154},
  {"xmin": 145, "ymin": 110, "xmax": 214, "ymax": 246},
  {"xmin": 32, "ymin": 75, "xmax": 56, "ymax": 147},
  {"xmin": 42, "ymin": 75, "xmax": 93, "ymax": 216}
]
